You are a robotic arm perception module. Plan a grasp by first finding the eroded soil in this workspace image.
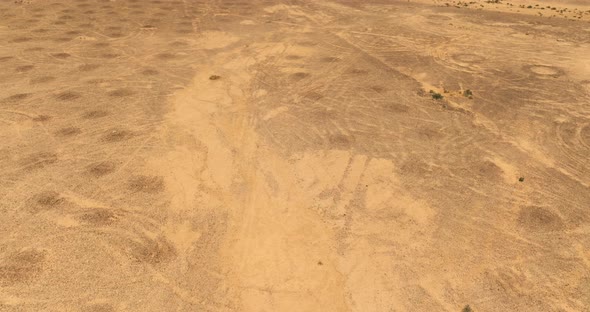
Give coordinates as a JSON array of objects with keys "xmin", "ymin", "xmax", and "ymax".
[{"xmin": 1, "ymin": 0, "xmax": 589, "ymax": 311}]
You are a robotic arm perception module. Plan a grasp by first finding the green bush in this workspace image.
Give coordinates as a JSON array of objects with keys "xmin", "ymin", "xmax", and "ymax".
[{"xmin": 432, "ymin": 92, "xmax": 444, "ymax": 100}]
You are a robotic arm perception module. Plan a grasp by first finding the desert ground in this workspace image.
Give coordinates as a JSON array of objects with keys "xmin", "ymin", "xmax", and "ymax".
[{"xmin": 1, "ymin": 0, "xmax": 589, "ymax": 311}]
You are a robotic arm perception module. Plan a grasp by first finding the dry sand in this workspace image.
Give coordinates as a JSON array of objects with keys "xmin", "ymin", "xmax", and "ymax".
[{"xmin": 1, "ymin": 0, "xmax": 589, "ymax": 311}]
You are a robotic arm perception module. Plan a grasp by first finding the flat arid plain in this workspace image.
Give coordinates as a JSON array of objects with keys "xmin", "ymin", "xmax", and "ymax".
[{"xmin": 1, "ymin": 0, "xmax": 589, "ymax": 311}]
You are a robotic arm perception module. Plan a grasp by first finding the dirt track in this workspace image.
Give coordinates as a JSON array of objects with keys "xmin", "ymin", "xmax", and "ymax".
[{"xmin": 1, "ymin": 0, "xmax": 589, "ymax": 311}]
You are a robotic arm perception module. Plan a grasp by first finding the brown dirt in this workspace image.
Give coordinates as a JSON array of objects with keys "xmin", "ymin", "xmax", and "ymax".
[{"xmin": 1, "ymin": 0, "xmax": 589, "ymax": 311}]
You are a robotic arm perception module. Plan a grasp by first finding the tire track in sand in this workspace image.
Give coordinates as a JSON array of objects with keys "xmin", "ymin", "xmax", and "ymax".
[{"xmin": 159, "ymin": 32, "xmax": 351, "ymax": 311}]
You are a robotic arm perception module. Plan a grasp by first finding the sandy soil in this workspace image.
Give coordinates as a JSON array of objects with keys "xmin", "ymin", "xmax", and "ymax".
[{"xmin": 1, "ymin": 0, "xmax": 589, "ymax": 311}]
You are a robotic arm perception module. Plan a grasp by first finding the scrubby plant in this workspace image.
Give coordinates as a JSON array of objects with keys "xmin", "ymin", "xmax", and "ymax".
[{"xmin": 462, "ymin": 305, "xmax": 473, "ymax": 312}]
